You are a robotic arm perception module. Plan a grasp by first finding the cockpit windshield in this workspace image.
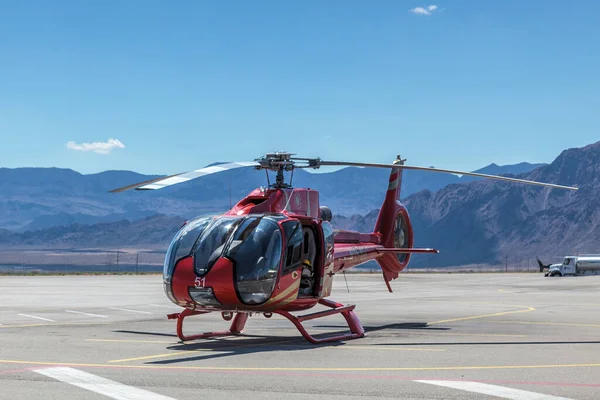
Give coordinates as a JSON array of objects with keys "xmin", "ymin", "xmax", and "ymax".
[
  {"xmin": 163, "ymin": 217, "xmax": 212, "ymax": 282},
  {"xmin": 163, "ymin": 213, "xmax": 284, "ymax": 306},
  {"xmin": 226, "ymin": 216, "xmax": 282, "ymax": 305},
  {"xmin": 193, "ymin": 217, "xmax": 241, "ymax": 275}
]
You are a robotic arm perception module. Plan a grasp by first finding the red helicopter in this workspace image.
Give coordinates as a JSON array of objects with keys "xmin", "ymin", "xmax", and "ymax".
[{"xmin": 111, "ymin": 152, "xmax": 577, "ymax": 344}]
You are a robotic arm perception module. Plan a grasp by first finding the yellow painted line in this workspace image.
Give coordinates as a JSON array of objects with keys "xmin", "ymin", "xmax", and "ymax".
[
  {"xmin": 108, "ymin": 338, "xmax": 296, "ymax": 363},
  {"xmin": 2, "ymin": 359, "xmax": 600, "ymax": 372},
  {"xmin": 86, "ymin": 339, "xmax": 176, "ymax": 344},
  {"xmin": 109, "ymin": 350, "xmax": 202, "ymax": 363},
  {"xmin": 429, "ymin": 307, "xmax": 535, "ymax": 325},
  {"xmin": 493, "ymin": 321, "xmax": 600, "ymax": 328},
  {"xmin": 0, "ymin": 322, "xmax": 110, "ymax": 329}
]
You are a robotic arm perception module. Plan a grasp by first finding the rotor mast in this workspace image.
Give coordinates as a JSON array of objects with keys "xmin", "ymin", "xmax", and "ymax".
[{"xmin": 254, "ymin": 152, "xmax": 319, "ymax": 189}]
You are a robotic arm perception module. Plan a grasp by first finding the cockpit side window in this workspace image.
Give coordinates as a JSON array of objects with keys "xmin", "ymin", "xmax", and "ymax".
[{"xmin": 282, "ymin": 220, "xmax": 303, "ymax": 274}]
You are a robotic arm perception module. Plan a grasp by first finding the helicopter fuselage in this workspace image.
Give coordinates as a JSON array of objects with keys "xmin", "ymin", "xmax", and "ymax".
[{"xmin": 163, "ymin": 186, "xmax": 412, "ymax": 314}]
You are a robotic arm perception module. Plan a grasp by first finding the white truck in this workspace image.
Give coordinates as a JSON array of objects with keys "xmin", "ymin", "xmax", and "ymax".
[{"xmin": 543, "ymin": 255, "xmax": 600, "ymax": 277}]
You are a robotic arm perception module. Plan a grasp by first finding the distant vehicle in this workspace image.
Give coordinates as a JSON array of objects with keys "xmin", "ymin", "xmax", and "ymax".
[{"xmin": 541, "ymin": 255, "xmax": 600, "ymax": 277}]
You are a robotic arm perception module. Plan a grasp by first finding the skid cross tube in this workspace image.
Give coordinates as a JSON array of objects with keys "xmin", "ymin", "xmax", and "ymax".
[
  {"xmin": 167, "ymin": 299, "xmax": 365, "ymax": 344},
  {"xmin": 167, "ymin": 308, "xmax": 248, "ymax": 341},
  {"xmin": 275, "ymin": 299, "xmax": 365, "ymax": 344}
]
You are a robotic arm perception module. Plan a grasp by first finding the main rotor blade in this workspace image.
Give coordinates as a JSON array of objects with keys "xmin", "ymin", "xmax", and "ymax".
[
  {"xmin": 109, "ymin": 161, "xmax": 259, "ymax": 192},
  {"xmin": 318, "ymin": 160, "xmax": 578, "ymax": 191}
]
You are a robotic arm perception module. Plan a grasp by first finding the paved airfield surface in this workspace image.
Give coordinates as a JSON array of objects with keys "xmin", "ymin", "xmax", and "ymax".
[{"xmin": 1, "ymin": 273, "xmax": 600, "ymax": 400}]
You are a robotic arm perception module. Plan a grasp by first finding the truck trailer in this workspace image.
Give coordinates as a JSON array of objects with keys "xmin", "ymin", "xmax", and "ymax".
[{"xmin": 544, "ymin": 255, "xmax": 600, "ymax": 277}]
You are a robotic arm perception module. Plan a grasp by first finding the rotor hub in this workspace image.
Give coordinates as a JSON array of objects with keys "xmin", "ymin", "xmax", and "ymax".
[{"xmin": 254, "ymin": 152, "xmax": 322, "ymax": 188}]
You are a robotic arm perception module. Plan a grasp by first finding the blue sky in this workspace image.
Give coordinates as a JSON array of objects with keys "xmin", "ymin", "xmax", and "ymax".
[{"xmin": 1, "ymin": 0, "xmax": 599, "ymax": 175}]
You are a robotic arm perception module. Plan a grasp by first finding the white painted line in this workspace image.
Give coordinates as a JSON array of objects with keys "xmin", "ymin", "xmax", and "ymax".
[
  {"xmin": 108, "ymin": 307, "xmax": 152, "ymax": 315},
  {"xmin": 17, "ymin": 313, "xmax": 55, "ymax": 322},
  {"xmin": 33, "ymin": 367, "xmax": 177, "ymax": 400},
  {"xmin": 149, "ymin": 304, "xmax": 178, "ymax": 309},
  {"xmin": 415, "ymin": 380, "xmax": 574, "ymax": 400},
  {"xmin": 65, "ymin": 310, "xmax": 108, "ymax": 318}
]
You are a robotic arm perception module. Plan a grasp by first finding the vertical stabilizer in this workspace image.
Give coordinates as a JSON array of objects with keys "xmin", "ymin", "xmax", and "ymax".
[{"xmin": 373, "ymin": 155, "xmax": 414, "ymax": 287}]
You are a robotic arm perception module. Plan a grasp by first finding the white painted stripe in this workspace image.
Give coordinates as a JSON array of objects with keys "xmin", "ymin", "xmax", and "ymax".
[
  {"xmin": 33, "ymin": 367, "xmax": 177, "ymax": 400},
  {"xmin": 108, "ymin": 307, "xmax": 152, "ymax": 314},
  {"xmin": 415, "ymin": 380, "xmax": 574, "ymax": 400},
  {"xmin": 65, "ymin": 310, "xmax": 108, "ymax": 318},
  {"xmin": 149, "ymin": 304, "xmax": 178, "ymax": 309},
  {"xmin": 18, "ymin": 313, "xmax": 55, "ymax": 322}
]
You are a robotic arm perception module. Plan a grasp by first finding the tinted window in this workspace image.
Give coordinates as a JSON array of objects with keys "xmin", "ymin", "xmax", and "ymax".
[
  {"xmin": 227, "ymin": 217, "xmax": 282, "ymax": 305},
  {"xmin": 193, "ymin": 217, "xmax": 241, "ymax": 275},
  {"xmin": 163, "ymin": 217, "xmax": 212, "ymax": 282},
  {"xmin": 282, "ymin": 220, "xmax": 303, "ymax": 273}
]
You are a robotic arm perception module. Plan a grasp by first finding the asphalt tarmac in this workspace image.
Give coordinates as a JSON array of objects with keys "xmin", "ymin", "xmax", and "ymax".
[{"xmin": 1, "ymin": 273, "xmax": 600, "ymax": 399}]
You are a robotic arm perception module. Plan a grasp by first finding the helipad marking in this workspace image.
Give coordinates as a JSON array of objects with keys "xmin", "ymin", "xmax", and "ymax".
[
  {"xmin": 429, "ymin": 306, "xmax": 535, "ymax": 325},
  {"xmin": 4, "ymin": 359, "xmax": 600, "ymax": 372},
  {"xmin": 17, "ymin": 313, "xmax": 55, "ymax": 322},
  {"xmin": 108, "ymin": 307, "xmax": 152, "ymax": 315},
  {"xmin": 415, "ymin": 380, "xmax": 574, "ymax": 399},
  {"xmin": 0, "ymin": 321, "xmax": 110, "ymax": 329},
  {"xmin": 33, "ymin": 367, "xmax": 177, "ymax": 400},
  {"xmin": 149, "ymin": 304, "xmax": 179, "ymax": 309},
  {"xmin": 66, "ymin": 310, "xmax": 108, "ymax": 318}
]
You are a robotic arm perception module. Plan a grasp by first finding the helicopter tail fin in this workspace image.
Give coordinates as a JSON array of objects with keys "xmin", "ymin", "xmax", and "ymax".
[
  {"xmin": 536, "ymin": 257, "xmax": 550, "ymax": 272},
  {"xmin": 373, "ymin": 157, "xmax": 415, "ymax": 283}
]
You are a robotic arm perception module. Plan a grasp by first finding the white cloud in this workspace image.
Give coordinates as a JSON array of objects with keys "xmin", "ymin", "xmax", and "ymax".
[
  {"xmin": 410, "ymin": 7, "xmax": 430, "ymax": 15},
  {"xmin": 66, "ymin": 138, "xmax": 125, "ymax": 154},
  {"xmin": 409, "ymin": 5, "xmax": 439, "ymax": 15}
]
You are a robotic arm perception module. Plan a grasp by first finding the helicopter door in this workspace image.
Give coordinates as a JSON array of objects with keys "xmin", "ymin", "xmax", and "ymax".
[
  {"xmin": 301, "ymin": 227, "xmax": 317, "ymax": 267},
  {"xmin": 281, "ymin": 220, "xmax": 303, "ymax": 275}
]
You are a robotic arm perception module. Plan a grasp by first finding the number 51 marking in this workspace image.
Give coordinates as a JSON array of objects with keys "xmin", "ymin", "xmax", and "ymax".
[{"xmin": 194, "ymin": 277, "xmax": 206, "ymax": 288}]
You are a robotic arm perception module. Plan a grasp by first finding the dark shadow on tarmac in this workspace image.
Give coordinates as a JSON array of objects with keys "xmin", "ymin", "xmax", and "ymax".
[
  {"xmin": 149, "ymin": 335, "xmax": 329, "ymax": 365},
  {"xmin": 112, "ymin": 321, "xmax": 600, "ymax": 366},
  {"xmin": 114, "ymin": 330, "xmax": 179, "ymax": 338},
  {"xmin": 108, "ymin": 321, "xmax": 450, "ymax": 365},
  {"xmin": 374, "ymin": 341, "xmax": 600, "ymax": 346},
  {"xmin": 316, "ymin": 322, "xmax": 450, "ymax": 332}
]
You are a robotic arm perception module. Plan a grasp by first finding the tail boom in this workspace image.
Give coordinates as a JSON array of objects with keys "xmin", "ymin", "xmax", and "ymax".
[{"xmin": 333, "ymin": 243, "xmax": 438, "ymax": 273}]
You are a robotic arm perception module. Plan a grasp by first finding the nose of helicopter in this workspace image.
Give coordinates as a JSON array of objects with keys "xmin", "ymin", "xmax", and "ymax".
[
  {"xmin": 165, "ymin": 256, "xmax": 239, "ymax": 309},
  {"xmin": 165, "ymin": 253, "xmax": 284, "ymax": 309},
  {"xmin": 162, "ymin": 213, "xmax": 285, "ymax": 309}
]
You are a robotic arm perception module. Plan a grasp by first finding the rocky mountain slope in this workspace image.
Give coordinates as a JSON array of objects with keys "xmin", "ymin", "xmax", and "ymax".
[{"xmin": 402, "ymin": 141, "xmax": 599, "ymax": 267}]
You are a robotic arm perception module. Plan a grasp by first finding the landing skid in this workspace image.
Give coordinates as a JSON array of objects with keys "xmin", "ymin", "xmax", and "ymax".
[
  {"xmin": 275, "ymin": 299, "xmax": 366, "ymax": 344},
  {"xmin": 167, "ymin": 299, "xmax": 365, "ymax": 344},
  {"xmin": 167, "ymin": 308, "xmax": 248, "ymax": 341}
]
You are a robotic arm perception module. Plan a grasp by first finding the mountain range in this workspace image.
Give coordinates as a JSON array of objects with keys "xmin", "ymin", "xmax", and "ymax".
[
  {"xmin": 0, "ymin": 160, "xmax": 544, "ymax": 232},
  {"xmin": 3, "ymin": 140, "xmax": 598, "ymax": 268}
]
